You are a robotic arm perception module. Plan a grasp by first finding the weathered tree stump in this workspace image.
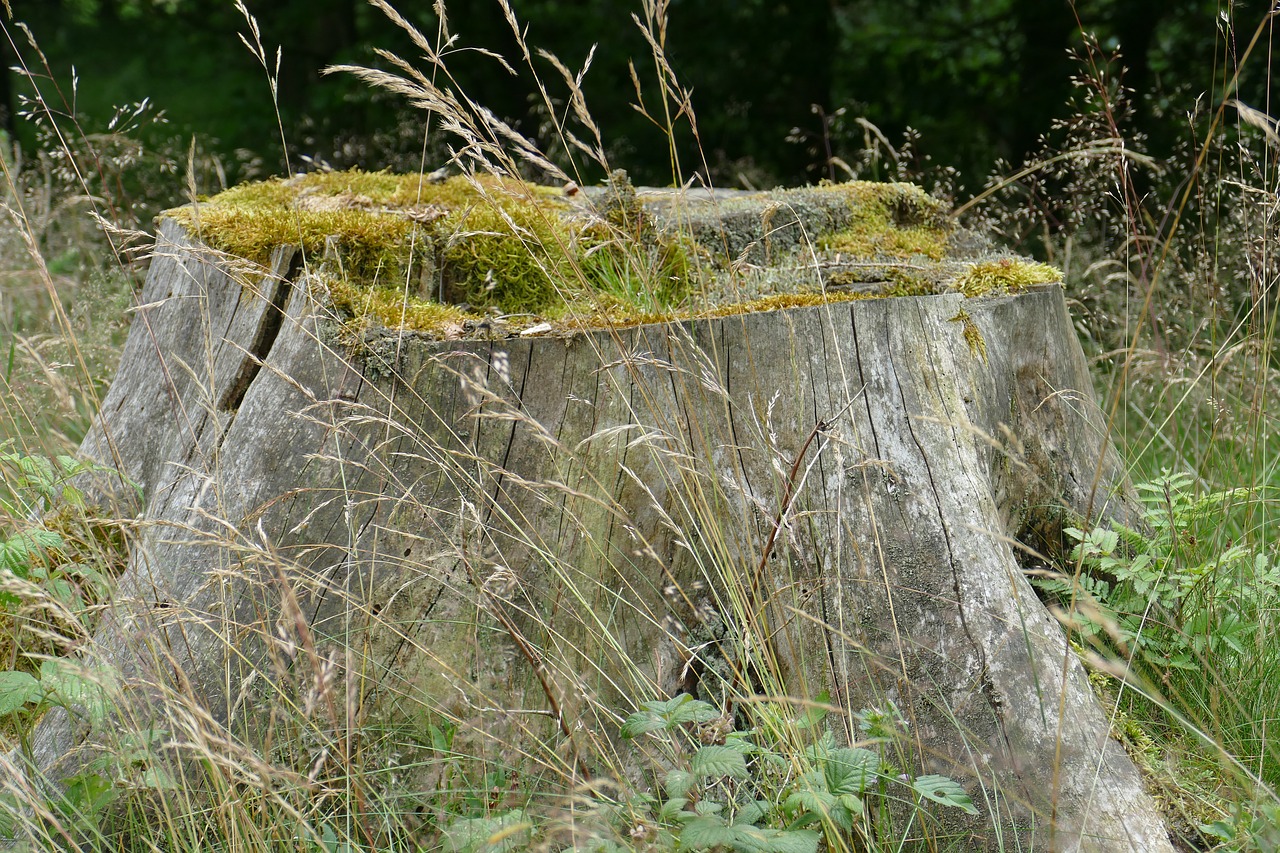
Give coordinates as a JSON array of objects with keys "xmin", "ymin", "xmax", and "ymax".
[{"xmin": 26, "ymin": 179, "xmax": 1172, "ymax": 850}]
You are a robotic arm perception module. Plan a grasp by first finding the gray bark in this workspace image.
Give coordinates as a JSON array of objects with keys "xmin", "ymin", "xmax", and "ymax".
[{"xmin": 27, "ymin": 218, "xmax": 1171, "ymax": 851}]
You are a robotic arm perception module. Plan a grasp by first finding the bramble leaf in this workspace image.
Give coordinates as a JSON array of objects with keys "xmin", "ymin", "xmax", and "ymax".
[{"xmin": 913, "ymin": 775, "xmax": 979, "ymax": 815}]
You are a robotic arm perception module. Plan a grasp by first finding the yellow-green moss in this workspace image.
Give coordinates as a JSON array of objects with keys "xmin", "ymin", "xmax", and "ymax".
[
  {"xmin": 814, "ymin": 181, "xmax": 951, "ymax": 261},
  {"xmin": 323, "ymin": 276, "xmax": 471, "ymax": 334},
  {"xmin": 704, "ymin": 291, "xmax": 870, "ymax": 318},
  {"xmin": 555, "ymin": 289, "xmax": 877, "ymax": 333},
  {"xmin": 881, "ymin": 268, "xmax": 938, "ymax": 297},
  {"xmin": 949, "ymin": 307, "xmax": 988, "ymax": 362},
  {"xmin": 169, "ymin": 171, "xmax": 580, "ymax": 317},
  {"xmin": 165, "ymin": 169, "xmax": 1050, "ymax": 340},
  {"xmin": 952, "ymin": 258, "xmax": 1061, "ymax": 297}
]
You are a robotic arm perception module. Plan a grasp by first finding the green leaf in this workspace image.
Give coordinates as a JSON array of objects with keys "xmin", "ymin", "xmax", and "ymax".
[
  {"xmin": 621, "ymin": 712, "xmax": 670, "ymax": 738},
  {"xmin": 57, "ymin": 771, "xmax": 118, "ymax": 822},
  {"xmin": 757, "ymin": 829, "xmax": 820, "ymax": 853},
  {"xmin": 659, "ymin": 796, "xmax": 690, "ymax": 821},
  {"xmin": 44, "ymin": 577, "xmax": 82, "ymax": 610},
  {"xmin": 677, "ymin": 814, "xmax": 736, "ymax": 850},
  {"xmin": 0, "ymin": 529, "xmax": 65, "ymax": 577},
  {"xmin": 793, "ymin": 690, "xmax": 831, "ymax": 729},
  {"xmin": 736, "ymin": 799, "xmax": 772, "ymax": 826},
  {"xmin": 855, "ymin": 703, "xmax": 906, "ymax": 741},
  {"xmin": 801, "ymin": 731, "xmax": 837, "ymax": 762},
  {"xmin": 1097, "ymin": 529, "xmax": 1119, "ymax": 554},
  {"xmin": 664, "ymin": 695, "xmax": 719, "ymax": 726},
  {"xmin": 837, "ymin": 793, "xmax": 865, "ymax": 817},
  {"xmin": 140, "ymin": 767, "xmax": 180, "ymax": 791},
  {"xmin": 783, "ymin": 785, "xmax": 835, "ymax": 818},
  {"xmin": 442, "ymin": 809, "xmax": 531, "ymax": 853},
  {"xmin": 0, "ymin": 671, "xmax": 42, "ymax": 716},
  {"xmin": 38, "ymin": 660, "xmax": 112, "ymax": 723},
  {"xmin": 912, "ymin": 775, "xmax": 979, "ymax": 815},
  {"xmin": 621, "ymin": 694, "xmax": 717, "ymax": 737},
  {"xmin": 0, "ymin": 792, "xmax": 18, "ymax": 836},
  {"xmin": 723, "ymin": 730, "xmax": 760, "ymax": 755},
  {"xmin": 665, "ymin": 768, "xmax": 694, "ymax": 799},
  {"xmin": 824, "ymin": 747, "xmax": 879, "ymax": 794},
  {"xmin": 726, "ymin": 827, "xmax": 820, "ymax": 853},
  {"xmin": 724, "ymin": 824, "xmax": 820, "ymax": 853},
  {"xmin": 691, "ymin": 745, "xmax": 748, "ymax": 780},
  {"xmin": 1199, "ymin": 820, "xmax": 1234, "ymax": 841}
]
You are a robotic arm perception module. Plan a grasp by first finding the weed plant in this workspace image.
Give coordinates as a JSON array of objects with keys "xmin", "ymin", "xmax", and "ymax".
[
  {"xmin": 931, "ymin": 9, "xmax": 1280, "ymax": 849},
  {"xmin": 0, "ymin": 0, "xmax": 1278, "ymax": 851}
]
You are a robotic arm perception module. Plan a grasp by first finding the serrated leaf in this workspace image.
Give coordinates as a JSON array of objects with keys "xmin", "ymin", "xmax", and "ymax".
[
  {"xmin": 736, "ymin": 799, "xmax": 772, "ymax": 826},
  {"xmin": 677, "ymin": 815, "xmax": 736, "ymax": 849},
  {"xmin": 837, "ymin": 793, "xmax": 864, "ymax": 816},
  {"xmin": 38, "ymin": 660, "xmax": 112, "ymax": 723},
  {"xmin": 825, "ymin": 748, "xmax": 879, "ymax": 794},
  {"xmin": 44, "ymin": 577, "xmax": 81, "ymax": 610},
  {"xmin": 754, "ymin": 829, "xmax": 820, "ymax": 853},
  {"xmin": 668, "ymin": 696, "xmax": 719, "ymax": 726},
  {"xmin": 621, "ymin": 712, "xmax": 669, "ymax": 738},
  {"xmin": 723, "ymin": 731, "xmax": 759, "ymax": 754},
  {"xmin": 140, "ymin": 767, "xmax": 180, "ymax": 791},
  {"xmin": 913, "ymin": 775, "xmax": 979, "ymax": 815},
  {"xmin": 801, "ymin": 733, "xmax": 836, "ymax": 763},
  {"xmin": 57, "ymin": 771, "xmax": 117, "ymax": 820},
  {"xmin": 0, "ymin": 529, "xmax": 64, "ymax": 577},
  {"xmin": 665, "ymin": 768, "xmax": 694, "ymax": 799},
  {"xmin": 60, "ymin": 483, "xmax": 85, "ymax": 510},
  {"xmin": 622, "ymin": 694, "xmax": 717, "ymax": 737},
  {"xmin": 783, "ymin": 786, "xmax": 834, "ymax": 818},
  {"xmin": 659, "ymin": 796, "xmax": 690, "ymax": 821},
  {"xmin": 0, "ymin": 671, "xmax": 42, "ymax": 716},
  {"xmin": 442, "ymin": 809, "xmax": 530, "ymax": 853},
  {"xmin": 725, "ymin": 826, "xmax": 821, "ymax": 853},
  {"xmin": 691, "ymin": 745, "xmax": 748, "ymax": 780},
  {"xmin": 793, "ymin": 690, "xmax": 831, "ymax": 729}
]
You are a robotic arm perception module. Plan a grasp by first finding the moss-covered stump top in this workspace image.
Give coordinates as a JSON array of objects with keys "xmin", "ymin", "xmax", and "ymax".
[{"xmin": 166, "ymin": 168, "xmax": 1058, "ymax": 339}]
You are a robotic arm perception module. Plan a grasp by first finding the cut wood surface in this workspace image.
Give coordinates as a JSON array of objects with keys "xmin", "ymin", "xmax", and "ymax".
[{"xmin": 29, "ymin": 209, "xmax": 1173, "ymax": 850}]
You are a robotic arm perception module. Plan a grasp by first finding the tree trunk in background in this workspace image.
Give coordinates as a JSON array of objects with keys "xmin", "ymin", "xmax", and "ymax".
[{"xmin": 26, "ymin": 219, "xmax": 1173, "ymax": 850}]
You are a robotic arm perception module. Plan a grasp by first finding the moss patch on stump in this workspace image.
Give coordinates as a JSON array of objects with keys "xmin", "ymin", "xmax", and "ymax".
[{"xmin": 165, "ymin": 169, "xmax": 1060, "ymax": 339}]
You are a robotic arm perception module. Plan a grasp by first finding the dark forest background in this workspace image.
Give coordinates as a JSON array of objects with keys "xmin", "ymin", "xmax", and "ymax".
[{"xmin": 1, "ymin": 0, "xmax": 1268, "ymax": 194}]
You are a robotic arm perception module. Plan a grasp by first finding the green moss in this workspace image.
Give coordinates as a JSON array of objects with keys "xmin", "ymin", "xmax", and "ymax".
[
  {"xmin": 706, "ymin": 291, "xmax": 867, "ymax": 316},
  {"xmin": 814, "ymin": 181, "xmax": 951, "ymax": 261},
  {"xmin": 599, "ymin": 168, "xmax": 648, "ymax": 235},
  {"xmin": 169, "ymin": 170, "xmax": 580, "ymax": 317},
  {"xmin": 165, "ymin": 169, "xmax": 1050, "ymax": 340},
  {"xmin": 561, "ymin": 289, "xmax": 870, "ymax": 332},
  {"xmin": 881, "ymin": 268, "xmax": 938, "ymax": 297},
  {"xmin": 952, "ymin": 258, "xmax": 1061, "ymax": 297},
  {"xmin": 949, "ymin": 307, "xmax": 988, "ymax": 362},
  {"xmin": 322, "ymin": 275, "xmax": 471, "ymax": 335}
]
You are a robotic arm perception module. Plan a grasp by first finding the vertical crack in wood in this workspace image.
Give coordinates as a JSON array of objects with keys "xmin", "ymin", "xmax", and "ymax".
[
  {"xmin": 890, "ymin": 307, "xmax": 1026, "ymax": 806},
  {"xmin": 805, "ymin": 311, "xmax": 843, "ymax": 715},
  {"xmin": 848, "ymin": 311, "xmax": 881, "ymax": 459},
  {"xmin": 481, "ymin": 341, "xmax": 532, "ymax": 528},
  {"xmin": 217, "ymin": 248, "xmax": 301, "ymax": 414}
]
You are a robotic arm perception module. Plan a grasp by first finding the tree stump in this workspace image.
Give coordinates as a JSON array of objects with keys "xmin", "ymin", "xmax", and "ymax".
[{"xmin": 25, "ymin": 180, "xmax": 1173, "ymax": 850}]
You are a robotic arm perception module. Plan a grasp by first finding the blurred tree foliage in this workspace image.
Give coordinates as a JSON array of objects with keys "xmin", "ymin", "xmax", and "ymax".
[{"xmin": 1, "ymin": 0, "xmax": 1271, "ymax": 189}]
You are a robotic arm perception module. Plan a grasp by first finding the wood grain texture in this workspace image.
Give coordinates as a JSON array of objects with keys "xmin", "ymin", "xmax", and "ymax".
[{"xmin": 29, "ymin": 218, "xmax": 1171, "ymax": 851}]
